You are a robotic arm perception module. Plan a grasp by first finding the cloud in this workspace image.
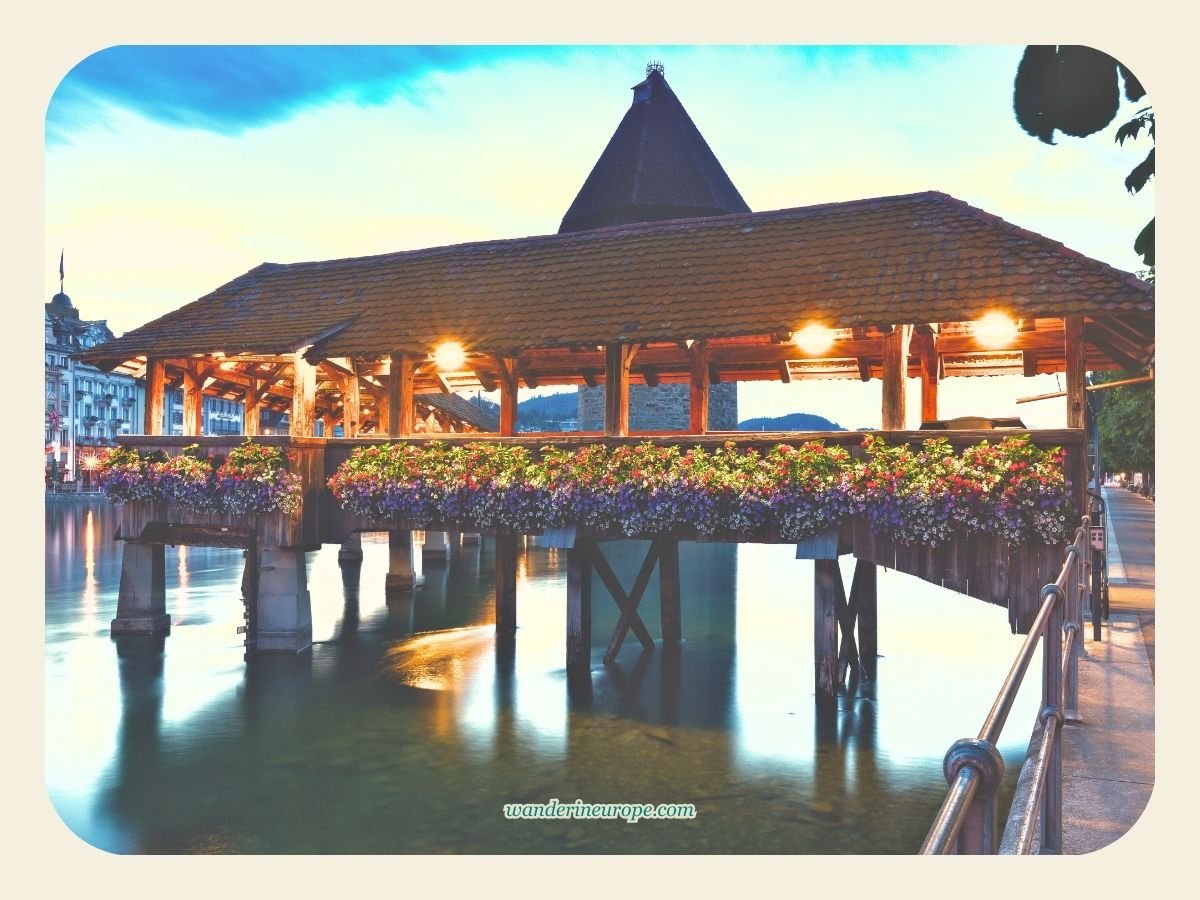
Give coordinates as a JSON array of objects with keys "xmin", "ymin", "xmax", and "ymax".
[{"xmin": 46, "ymin": 45, "xmax": 533, "ymax": 144}]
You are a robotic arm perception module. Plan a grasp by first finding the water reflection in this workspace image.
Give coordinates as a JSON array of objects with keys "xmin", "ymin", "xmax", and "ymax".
[{"xmin": 45, "ymin": 503, "xmax": 1043, "ymax": 854}]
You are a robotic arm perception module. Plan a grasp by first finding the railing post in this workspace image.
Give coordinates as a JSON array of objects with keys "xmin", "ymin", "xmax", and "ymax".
[
  {"xmin": 942, "ymin": 739, "xmax": 1006, "ymax": 853},
  {"xmin": 1041, "ymin": 581, "xmax": 1065, "ymax": 854}
]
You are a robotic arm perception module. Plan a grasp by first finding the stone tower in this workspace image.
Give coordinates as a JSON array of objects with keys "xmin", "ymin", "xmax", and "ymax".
[{"xmin": 562, "ymin": 62, "xmax": 745, "ymax": 431}]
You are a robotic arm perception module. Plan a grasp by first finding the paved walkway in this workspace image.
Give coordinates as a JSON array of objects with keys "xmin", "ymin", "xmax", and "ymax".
[{"xmin": 1060, "ymin": 487, "xmax": 1155, "ymax": 854}]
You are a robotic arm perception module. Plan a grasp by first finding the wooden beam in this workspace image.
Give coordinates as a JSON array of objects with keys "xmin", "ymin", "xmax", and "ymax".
[
  {"xmin": 604, "ymin": 342, "xmax": 637, "ymax": 437},
  {"xmin": 181, "ymin": 361, "xmax": 204, "ymax": 436},
  {"xmin": 814, "ymin": 560, "xmax": 839, "ymax": 699},
  {"xmin": 495, "ymin": 534, "xmax": 518, "ymax": 634},
  {"xmin": 434, "ymin": 372, "xmax": 454, "ymax": 395},
  {"xmin": 882, "ymin": 324, "xmax": 912, "ymax": 430},
  {"xmin": 517, "ymin": 360, "xmax": 540, "ymax": 390},
  {"xmin": 581, "ymin": 369, "xmax": 599, "ymax": 389},
  {"xmin": 1084, "ymin": 324, "xmax": 1146, "ymax": 374},
  {"xmin": 1064, "ymin": 315, "xmax": 1086, "ymax": 429},
  {"xmin": 852, "ymin": 559, "xmax": 878, "ymax": 681},
  {"xmin": 658, "ymin": 538, "xmax": 682, "ymax": 645},
  {"xmin": 290, "ymin": 352, "xmax": 318, "ymax": 437},
  {"xmin": 640, "ymin": 367, "xmax": 660, "ymax": 388},
  {"xmin": 476, "ymin": 369, "xmax": 498, "ymax": 393},
  {"xmin": 777, "ymin": 361, "xmax": 792, "ymax": 384},
  {"xmin": 388, "ymin": 352, "xmax": 418, "ymax": 438},
  {"xmin": 1022, "ymin": 350, "xmax": 1039, "ymax": 378},
  {"xmin": 143, "ymin": 358, "xmax": 165, "ymax": 435},
  {"xmin": 915, "ymin": 328, "xmax": 939, "ymax": 424},
  {"xmin": 566, "ymin": 541, "xmax": 593, "ymax": 669},
  {"xmin": 688, "ymin": 340, "xmax": 710, "ymax": 434},
  {"xmin": 708, "ymin": 362, "xmax": 722, "ymax": 385},
  {"xmin": 494, "ymin": 355, "xmax": 519, "ymax": 436}
]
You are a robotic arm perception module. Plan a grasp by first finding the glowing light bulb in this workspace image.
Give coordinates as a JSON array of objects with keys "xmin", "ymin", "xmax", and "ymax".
[
  {"xmin": 792, "ymin": 323, "xmax": 835, "ymax": 356},
  {"xmin": 433, "ymin": 341, "xmax": 466, "ymax": 372},
  {"xmin": 973, "ymin": 312, "xmax": 1018, "ymax": 349}
]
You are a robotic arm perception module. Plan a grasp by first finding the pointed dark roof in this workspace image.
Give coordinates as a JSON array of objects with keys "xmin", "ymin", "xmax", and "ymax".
[{"xmin": 558, "ymin": 64, "xmax": 750, "ymax": 233}]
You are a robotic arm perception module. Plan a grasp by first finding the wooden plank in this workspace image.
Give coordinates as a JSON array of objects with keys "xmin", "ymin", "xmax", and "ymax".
[
  {"xmin": 244, "ymin": 376, "xmax": 262, "ymax": 436},
  {"xmin": 342, "ymin": 368, "xmax": 361, "ymax": 437},
  {"xmin": 813, "ymin": 559, "xmax": 840, "ymax": 699},
  {"xmin": 689, "ymin": 340, "xmax": 710, "ymax": 434},
  {"xmin": 882, "ymin": 324, "xmax": 912, "ymax": 429},
  {"xmin": 143, "ymin": 358, "xmax": 165, "ymax": 435},
  {"xmin": 657, "ymin": 538, "xmax": 682, "ymax": 644},
  {"xmin": 566, "ymin": 541, "xmax": 592, "ymax": 668},
  {"xmin": 851, "ymin": 559, "xmax": 878, "ymax": 681}
]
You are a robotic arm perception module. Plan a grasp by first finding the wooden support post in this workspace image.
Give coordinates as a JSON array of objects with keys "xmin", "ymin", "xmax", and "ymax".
[
  {"xmin": 604, "ymin": 342, "xmax": 637, "ymax": 437},
  {"xmin": 1064, "ymin": 315, "xmax": 1086, "ymax": 429},
  {"xmin": 290, "ymin": 352, "xmax": 317, "ymax": 437},
  {"xmin": 658, "ymin": 538, "xmax": 682, "ymax": 645},
  {"xmin": 852, "ymin": 559, "xmax": 878, "ymax": 681},
  {"xmin": 143, "ymin": 358, "xmax": 165, "ymax": 435},
  {"xmin": 916, "ymin": 328, "xmax": 939, "ymax": 425},
  {"xmin": 882, "ymin": 325, "xmax": 912, "ymax": 430},
  {"xmin": 813, "ymin": 559, "xmax": 840, "ymax": 699},
  {"xmin": 388, "ymin": 352, "xmax": 417, "ymax": 438},
  {"xmin": 343, "ymin": 368, "xmax": 361, "ymax": 437},
  {"xmin": 834, "ymin": 564, "xmax": 860, "ymax": 686},
  {"xmin": 494, "ymin": 356, "xmax": 518, "ymax": 436},
  {"xmin": 111, "ymin": 542, "xmax": 170, "ymax": 635},
  {"xmin": 495, "ymin": 534, "xmax": 518, "ymax": 634},
  {"xmin": 688, "ymin": 340, "xmax": 710, "ymax": 435},
  {"xmin": 182, "ymin": 362, "xmax": 204, "ymax": 436},
  {"xmin": 566, "ymin": 540, "xmax": 593, "ymax": 668},
  {"xmin": 244, "ymin": 376, "xmax": 262, "ymax": 436}
]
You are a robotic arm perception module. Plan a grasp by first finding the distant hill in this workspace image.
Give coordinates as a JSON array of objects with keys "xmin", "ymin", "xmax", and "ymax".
[
  {"xmin": 467, "ymin": 390, "xmax": 579, "ymax": 429},
  {"xmin": 737, "ymin": 412, "xmax": 844, "ymax": 432}
]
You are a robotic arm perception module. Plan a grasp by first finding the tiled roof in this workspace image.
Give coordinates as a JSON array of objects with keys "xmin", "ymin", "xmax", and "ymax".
[
  {"xmin": 82, "ymin": 191, "xmax": 1153, "ymax": 366},
  {"xmin": 416, "ymin": 393, "xmax": 497, "ymax": 432},
  {"xmin": 558, "ymin": 68, "xmax": 750, "ymax": 233}
]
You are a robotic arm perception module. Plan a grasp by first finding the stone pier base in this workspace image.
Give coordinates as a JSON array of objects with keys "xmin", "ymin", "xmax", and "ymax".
[
  {"xmin": 255, "ymin": 549, "xmax": 312, "ymax": 653},
  {"xmin": 338, "ymin": 531, "xmax": 364, "ymax": 563},
  {"xmin": 386, "ymin": 529, "xmax": 416, "ymax": 590},
  {"xmin": 422, "ymin": 530, "xmax": 449, "ymax": 564},
  {"xmin": 111, "ymin": 542, "xmax": 171, "ymax": 635}
]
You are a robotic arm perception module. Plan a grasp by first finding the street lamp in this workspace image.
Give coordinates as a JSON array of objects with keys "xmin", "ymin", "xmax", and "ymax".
[{"xmin": 81, "ymin": 453, "xmax": 100, "ymax": 492}]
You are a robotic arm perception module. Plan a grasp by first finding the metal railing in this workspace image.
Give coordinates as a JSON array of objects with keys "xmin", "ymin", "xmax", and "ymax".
[{"xmin": 921, "ymin": 514, "xmax": 1091, "ymax": 855}]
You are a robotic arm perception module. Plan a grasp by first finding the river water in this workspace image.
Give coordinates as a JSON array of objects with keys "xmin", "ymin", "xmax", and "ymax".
[{"xmin": 45, "ymin": 499, "xmax": 1041, "ymax": 854}]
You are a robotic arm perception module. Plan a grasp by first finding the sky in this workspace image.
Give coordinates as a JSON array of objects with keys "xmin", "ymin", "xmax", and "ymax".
[{"xmin": 44, "ymin": 44, "xmax": 1155, "ymax": 429}]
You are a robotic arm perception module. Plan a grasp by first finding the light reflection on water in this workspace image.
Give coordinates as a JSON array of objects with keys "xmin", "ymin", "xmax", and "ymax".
[{"xmin": 45, "ymin": 500, "xmax": 1042, "ymax": 854}]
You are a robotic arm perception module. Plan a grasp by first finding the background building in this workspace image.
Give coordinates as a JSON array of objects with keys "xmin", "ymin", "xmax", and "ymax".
[{"xmin": 45, "ymin": 288, "xmax": 144, "ymax": 481}]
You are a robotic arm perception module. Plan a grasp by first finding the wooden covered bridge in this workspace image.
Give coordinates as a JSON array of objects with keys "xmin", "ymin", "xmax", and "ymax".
[{"xmin": 82, "ymin": 189, "xmax": 1154, "ymax": 697}]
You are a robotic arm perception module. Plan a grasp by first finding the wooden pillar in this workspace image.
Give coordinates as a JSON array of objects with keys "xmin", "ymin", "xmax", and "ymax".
[
  {"xmin": 495, "ymin": 534, "xmax": 518, "ymax": 634},
  {"xmin": 658, "ymin": 538, "xmax": 682, "ymax": 644},
  {"xmin": 111, "ymin": 542, "xmax": 170, "ymax": 635},
  {"xmin": 143, "ymin": 358, "xmax": 165, "ymax": 435},
  {"xmin": 851, "ymin": 558, "xmax": 878, "ymax": 681},
  {"xmin": 181, "ymin": 362, "xmax": 204, "ymax": 436},
  {"xmin": 290, "ymin": 352, "xmax": 317, "ymax": 437},
  {"xmin": 244, "ymin": 376, "xmax": 262, "ymax": 436},
  {"xmin": 566, "ymin": 540, "xmax": 592, "ymax": 668},
  {"xmin": 813, "ymin": 559, "xmax": 839, "ymax": 699},
  {"xmin": 1064, "ymin": 315, "xmax": 1086, "ymax": 429},
  {"xmin": 494, "ymin": 356, "xmax": 518, "ymax": 436},
  {"xmin": 604, "ymin": 341, "xmax": 637, "ymax": 437},
  {"xmin": 916, "ymin": 327, "xmax": 939, "ymax": 424},
  {"xmin": 342, "ymin": 369, "xmax": 361, "ymax": 437},
  {"xmin": 688, "ymin": 341, "xmax": 710, "ymax": 435},
  {"xmin": 882, "ymin": 324, "xmax": 912, "ymax": 430},
  {"xmin": 387, "ymin": 352, "xmax": 417, "ymax": 438}
]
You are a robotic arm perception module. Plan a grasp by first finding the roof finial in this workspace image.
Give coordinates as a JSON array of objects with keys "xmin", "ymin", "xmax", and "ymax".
[{"xmin": 646, "ymin": 60, "xmax": 664, "ymax": 78}]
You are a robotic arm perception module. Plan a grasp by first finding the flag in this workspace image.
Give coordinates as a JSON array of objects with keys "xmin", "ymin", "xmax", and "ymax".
[{"xmin": 58, "ymin": 250, "xmax": 64, "ymax": 283}]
